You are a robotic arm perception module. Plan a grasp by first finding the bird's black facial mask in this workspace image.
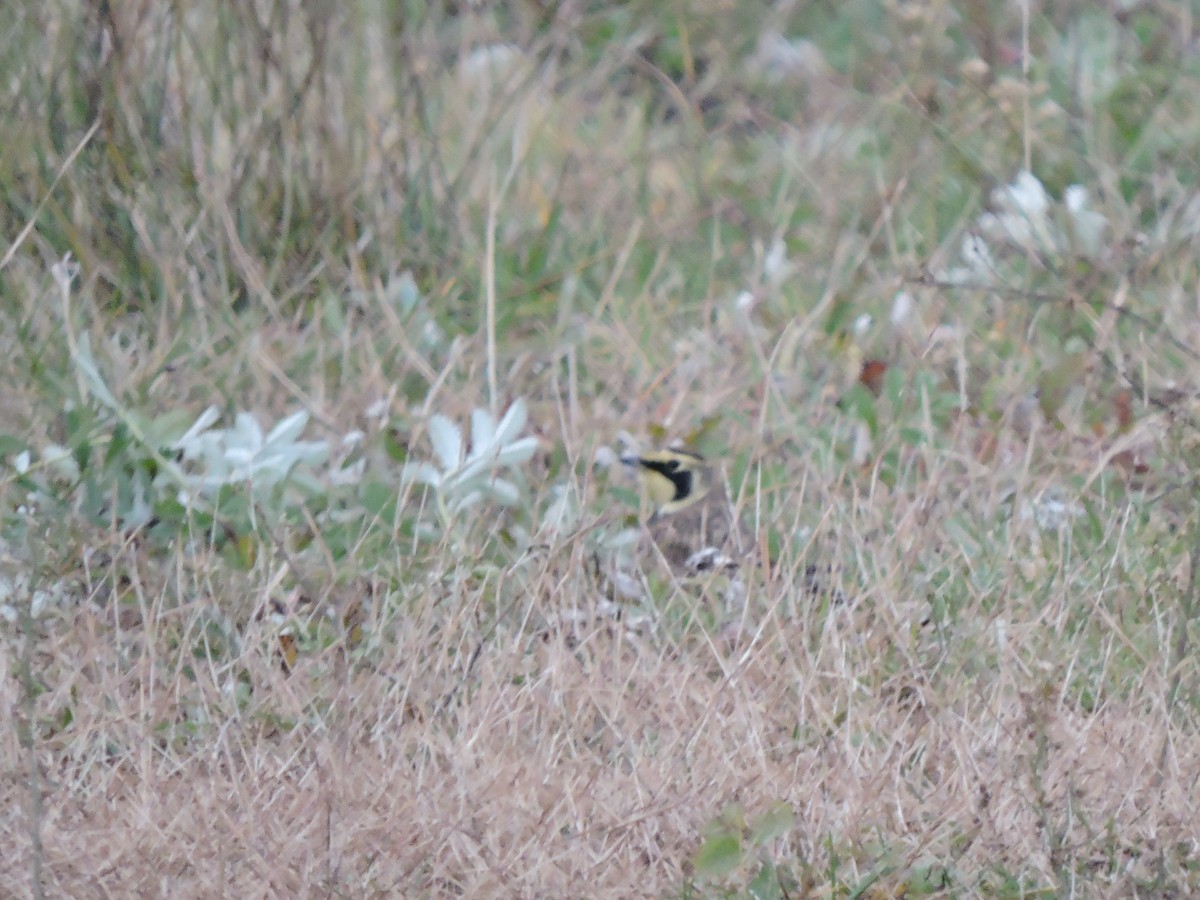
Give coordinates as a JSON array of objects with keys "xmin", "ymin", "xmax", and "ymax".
[{"xmin": 640, "ymin": 457, "xmax": 692, "ymax": 502}]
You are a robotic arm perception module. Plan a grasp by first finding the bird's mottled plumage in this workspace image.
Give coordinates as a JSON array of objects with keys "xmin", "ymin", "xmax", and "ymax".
[
  {"xmin": 622, "ymin": 449, "xmax": 749, "ymax": 573},
  {"xmin": 618, "ymin": 448, "xmax": 850, "ymax": 619}
]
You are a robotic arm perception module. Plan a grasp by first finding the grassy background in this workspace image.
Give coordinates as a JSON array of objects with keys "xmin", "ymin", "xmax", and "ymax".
[{"xmin": 4, "ymin": 0, "xmax": 1200, "ymax": 896}]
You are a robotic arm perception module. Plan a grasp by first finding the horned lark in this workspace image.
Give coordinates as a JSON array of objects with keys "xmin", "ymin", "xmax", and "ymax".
[
  {"xmin": 621, "ymin": 448, "xmax": 845, "ymax": 604},
  {"xmin": 620, "ymin": 448, "xmax": 752, "ymax": 575}
]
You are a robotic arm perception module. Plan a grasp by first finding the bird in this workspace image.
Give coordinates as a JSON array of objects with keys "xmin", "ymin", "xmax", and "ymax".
[
  {"xmin": 620, "ymin": 448, "xmax": 752, "ymax": 576},
  {"xmin": 620, "ymin": 448, "xmax": 848, "ymax": 606}
]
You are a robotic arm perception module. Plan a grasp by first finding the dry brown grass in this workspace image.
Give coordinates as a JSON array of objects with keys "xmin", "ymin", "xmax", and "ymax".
[{"xmin": 4, "ymin": 577, "xmax": 1199, "ymax": 896}]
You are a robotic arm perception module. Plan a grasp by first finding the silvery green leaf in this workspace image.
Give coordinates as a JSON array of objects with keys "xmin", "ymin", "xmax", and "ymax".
[
  {"xmin": 30, "ymin": 588, "xmax": 54, "ymax": 619},
  {"xmin": 962, "ymin": 233, "xmax": 993, "ymax": 272},
  {"xmin": 391, "ymin": 270, "xmax": 420, "ymax": 314},
  {"xmin": 440, "ymin": 434, "xmax": 537, "ymax": 494},
  {"xmin": 1064, "ymin": 185, "xmax": 1108, "ymax": 255},
  {"xmin": 981, "ymin": 171, "xmax": 1067, "ymax": 256},
  {"xmin": 186, "ymin": 471, "xmax": 230, "ymax": 493},
  {"xmin": 763, "ymin": 236, "xmax": 795, "ymax": 286},
  {"xmin": 448, "ymin": 453, "xmax": 495, "ymax": 489},
  {"xmin": 222, "ymin": 446, "xmax": 256, "ymax": 470},
  {"xmin": 73, "ymin": 333, "xmax": 119, "ymax": 410},
  {"xmin": 229, "ymin": 412, "xmax": 265, "ymax": 451},
  {"xmin": 50, "ymin": 254, "xmax": 79, "ymax": 293},
  {"xmin": 286, "ymin": 468, "xmax": 327, "ymax": 495},
  {"xmin": 41, "ymin": 443, "xmax": 80, "ymax": 481},
  {"xmin": 470, "ymin": 408, "xmax": 497, "ymax": 453},
  {"xmin": 996, "ymin": 170, "xmax": 1049, "ymax": 219},
  {"xmin": 328, "ymin": 457, "xmax": 365, "ymax": 486},
  {"xmin": 428, "ymin": 414, "xmax": 462, "ymax": 471},
  {"xmin": 421, "ymin": 321, "xmax": 444, "ymax": 347},
  {"xmin": 265, "ymin": 410, "xmax": 310, "ymax": 447},
  {"xmin": 248, "ymin": 453, "xmax": 292, "ymax": 483},
  {"xmin": 0, "ymin": 572, "xmax": 20, "ymax": 604},
  {"xmin": 486, "ymin": 478, "xmax": 519, "ymax": 506},
  {"xmin": 124, "ymin": 470, "xmax": 154, "ymax": 527},
  {"xmin": 539, "ymin": 484, "xmax": 578, "ymax": 536},
  {"xmin": 491, "ymin": 435, "xmax": 539, "ymax": 467},
  {"xmin": 283, "ymin": 440, "xmax": 328, "ymax": 468},
  {"xmin": 401, "ymin": 462, "xmax": 443, "ymax": 486},
  {"xmin": 134, "ymin": 408, "xmax": 197, "ymax": 450},
  {"xmin": 181, "ymin": 431, "xmax": 225, "ymax": 466},
  {"xmin": 448, "ymin": 489, "xmax": 484, "ymax": 512},
  {"xmin": 978, "ymin": 210, "xmax": 1033, "ymax": 248},
  {"xmin": 491, "ymin": 398, "xmax": 528, "ymax": 447},
  {"xmin": 261, "ymin": 455, "xmax": 302, "ymax": 483},
  {"xmin": 173, "ymin": 405, "xmax": 220, "ymax": 452}
]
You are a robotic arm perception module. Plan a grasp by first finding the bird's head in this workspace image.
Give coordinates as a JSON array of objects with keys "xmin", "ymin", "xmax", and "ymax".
[{"xmin": 621, "ymin": 448, "xmax": 713, "ymax": 518}]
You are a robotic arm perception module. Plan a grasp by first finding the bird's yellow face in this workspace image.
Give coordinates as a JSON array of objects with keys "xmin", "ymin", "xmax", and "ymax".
[{"xmin": 622, "ymin": 449, "xmax": 713, "ymax": 518}]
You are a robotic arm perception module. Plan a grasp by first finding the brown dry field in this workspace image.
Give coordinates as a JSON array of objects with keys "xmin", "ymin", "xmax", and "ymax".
[{"xmin": 4, "ymin": 615, "xmax": 1200, "ymax": 896}]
